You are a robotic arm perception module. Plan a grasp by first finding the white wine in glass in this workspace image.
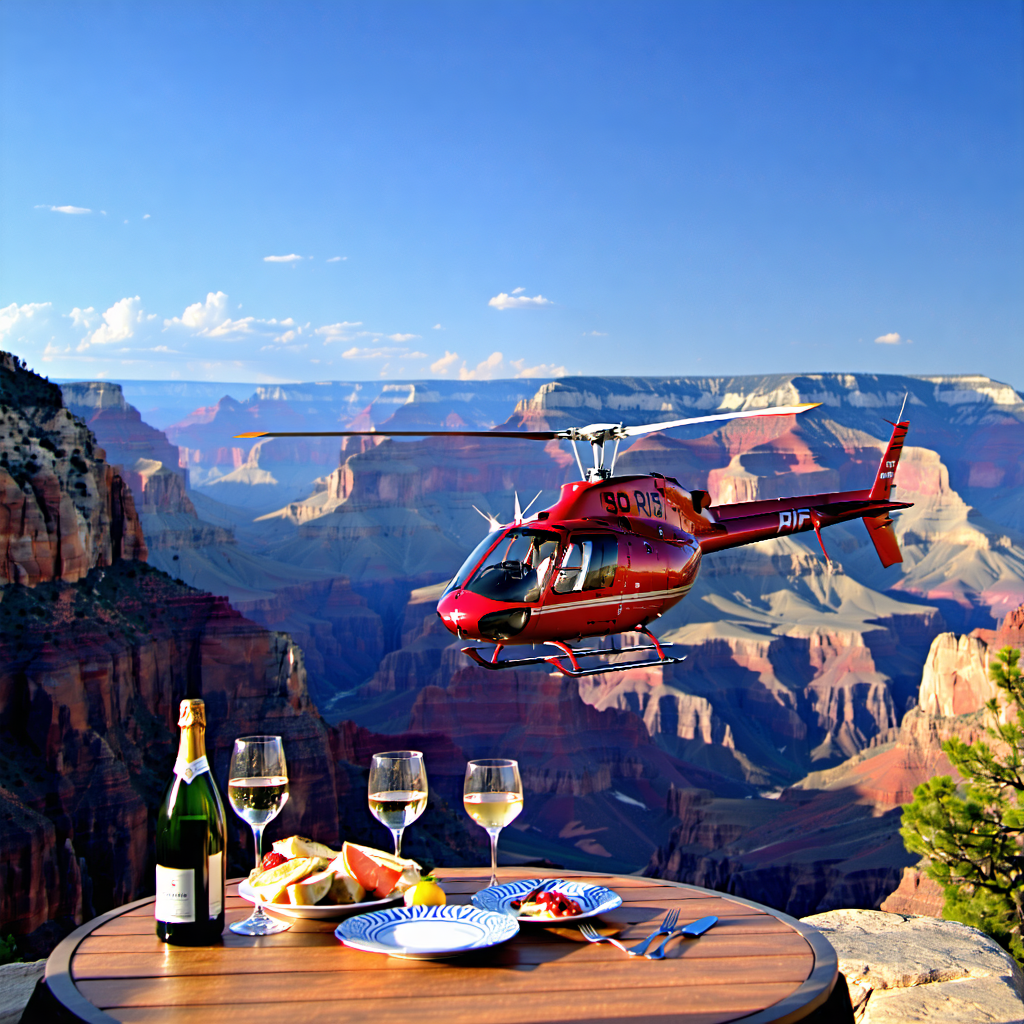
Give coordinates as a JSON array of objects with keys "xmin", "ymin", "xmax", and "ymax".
[
  {"xmin": 228, "ymin": 735, "xmax": 290, "ymax": 936},
  {"xmin": 464, "ymin": 759, "xmax": 523, "ymax": 887},
  {"xmin": 368, "ymin": 751, "xmax": 427, "ymax": 857}
]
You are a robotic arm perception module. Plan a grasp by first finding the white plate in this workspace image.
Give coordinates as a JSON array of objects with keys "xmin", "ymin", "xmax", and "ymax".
[
  {"xmin": 336, "ymin": 905, "xmax": 519, "ymax": 959},
  {"xmin": 471, "ymin": 878, "xmax": 622, "ymax": 922},
  {"xmin": 237, "ymin": 879, "xmax": 401, "ymax": 921}
]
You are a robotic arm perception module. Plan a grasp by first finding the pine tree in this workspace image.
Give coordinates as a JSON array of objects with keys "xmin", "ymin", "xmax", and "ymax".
[{"xmin": 901, "ymin": 646, "xmax": 1024, "ymax": 961}]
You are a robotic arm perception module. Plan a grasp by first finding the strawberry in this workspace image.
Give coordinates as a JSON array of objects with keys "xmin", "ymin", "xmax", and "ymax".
[{"xmin": 261, "ymin": 851, "xmax": 289, "ymax": 871}]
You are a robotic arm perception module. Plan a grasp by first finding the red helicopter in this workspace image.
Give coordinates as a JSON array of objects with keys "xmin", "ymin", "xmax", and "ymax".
[{"xmin": 238, "ymin": 399, "xmax": 911, "ymax": 677}]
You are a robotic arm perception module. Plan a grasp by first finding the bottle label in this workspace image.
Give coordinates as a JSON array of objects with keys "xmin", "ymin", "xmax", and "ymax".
[
  {"xmin": 173, "ymin": 755, "xmax": 210, "ymax": 784},
  {"xmin": 209, "ymin": 851, "xmax": 223, "ymax": 918},
  {"xmin": 155, "ymin": 865, "xmax": 195, "ymax": 923}
]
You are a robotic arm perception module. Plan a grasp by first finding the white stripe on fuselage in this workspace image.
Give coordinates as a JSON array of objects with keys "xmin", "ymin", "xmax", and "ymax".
[{"xmin": 529, "ymin": 582, "xmax": 694, "ymax": 616}]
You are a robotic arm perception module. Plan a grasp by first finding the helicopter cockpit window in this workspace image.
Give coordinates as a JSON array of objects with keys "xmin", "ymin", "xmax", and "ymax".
[
  {"xmin": 553, "ymin": 535, "xmax": 617, "ymax": 593},
  {"xmin": 443, "ymin": 529, "xmax": 503, "ymax": 597},
  {"xmin": 462, "ymin": 528, "xmax": 560, "ymax": 604}
]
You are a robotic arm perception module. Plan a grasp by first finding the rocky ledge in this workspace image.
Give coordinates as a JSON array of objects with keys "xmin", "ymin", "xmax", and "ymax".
[{"xmin": 803, "ymin": 909, "xmax": 1024, "ymax": 1023}]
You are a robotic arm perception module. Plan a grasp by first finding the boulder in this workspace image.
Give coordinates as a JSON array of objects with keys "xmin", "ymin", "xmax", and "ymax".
[
  {"xmin": 802, "ymin": 909, "xmax": 1024, "ymax": 1022},
  {"xmin": 0, "ymin": 961, "xmax": 45, "ymax": 1024}
]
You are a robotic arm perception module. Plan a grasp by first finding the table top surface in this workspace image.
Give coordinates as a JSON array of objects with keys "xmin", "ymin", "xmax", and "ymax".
[{"xmin": 46, "ymin": 868, "xmax": 837, "ymax": 1024}]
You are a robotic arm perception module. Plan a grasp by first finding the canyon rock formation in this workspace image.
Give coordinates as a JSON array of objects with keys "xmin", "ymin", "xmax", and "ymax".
[
  {"xmin": 6, "ymin": 362, "xmax": 1024, "ymax": 940},
  {"xmin": 647, "ymin": 604, "xmax": 1024, "ymax": 919},
  {"xmin": 1, "ymin": 355, "xmax": 147, "ymax": 585},
  {"xmin": 0, "ymin": 357, "xmax": 478, "ymax": 957}
]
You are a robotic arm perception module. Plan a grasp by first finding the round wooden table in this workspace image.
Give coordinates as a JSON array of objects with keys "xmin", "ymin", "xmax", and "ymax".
[{"xmin": 41, "ymin": 868, "xmax": 841, "ymax": 1024}]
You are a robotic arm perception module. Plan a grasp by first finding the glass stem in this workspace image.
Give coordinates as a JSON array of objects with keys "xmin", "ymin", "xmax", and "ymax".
[
  {"xmin": 487, "ymin": 827, "xmax": 501, "ymax": 886},
  {"xmin": 392, "ymin": 827, "xmax": 405, "ymax": 858},
  {"xmin": 250, "ymin": 823, "xmax": 268, "ymax": 919}
]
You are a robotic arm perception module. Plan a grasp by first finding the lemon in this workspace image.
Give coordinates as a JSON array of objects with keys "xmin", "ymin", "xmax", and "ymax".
[{"xmin": 404, "ymin": 880, "xmax": 446, "ymax": 907}]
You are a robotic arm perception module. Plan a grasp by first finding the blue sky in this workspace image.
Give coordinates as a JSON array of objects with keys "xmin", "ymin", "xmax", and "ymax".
[{"xmin": 1, "ymin": 1, "xmax": 1021, "ymax": 385}]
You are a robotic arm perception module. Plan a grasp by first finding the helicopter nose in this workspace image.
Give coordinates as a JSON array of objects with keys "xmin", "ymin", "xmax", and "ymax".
[{"xmin": 437, "ymin": 592, "xmax": 466, "ymax": 636}]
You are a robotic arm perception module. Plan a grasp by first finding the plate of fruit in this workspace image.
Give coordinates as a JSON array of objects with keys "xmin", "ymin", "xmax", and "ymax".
[
  {"xmin": 471, "ymin": 878, "xmax": 622, "ymax": 922},
  {"xmin": 237, "ymin": 837, "xmax": 424, "ymax": 920}
]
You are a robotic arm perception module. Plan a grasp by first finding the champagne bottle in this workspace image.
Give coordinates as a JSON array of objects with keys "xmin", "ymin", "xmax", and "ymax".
[{"xmin": 155, "ymin": 699, "xmax": 227, "ymax": 944}]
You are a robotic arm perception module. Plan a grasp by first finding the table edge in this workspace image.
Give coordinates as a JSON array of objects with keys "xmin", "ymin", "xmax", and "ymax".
[
  {"xmin": 709, "ymin": 892, "xmax": 837, "ymax": 1024},
  {"xmin": 45, "ymin": 891, "xmax": 160, "ymax": 1024},
  {"xmin": 45, "ymin": 873, "xmax": 837, "ymax": 1024}
]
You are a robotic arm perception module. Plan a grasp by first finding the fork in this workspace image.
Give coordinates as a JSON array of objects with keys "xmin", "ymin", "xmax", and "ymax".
[
  {"xmin": 645, "ymin": 915, "xmax": 718, "ymax": 960},
  {"xmin": 579, "ymin": 908, "xmax": 680, "ymax": 956},
  {"xmin": 578, "ymin": 921, "xmax": 631, "ymax": 954},
  {"xmin": 626, "ymin": 908, "xmax": 680, "ymax": 958}
]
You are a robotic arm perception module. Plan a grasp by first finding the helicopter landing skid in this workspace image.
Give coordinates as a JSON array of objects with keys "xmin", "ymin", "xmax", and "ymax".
[{"xmin": 461, "ymin": 631, "xmax": 686, "ymax": 678}]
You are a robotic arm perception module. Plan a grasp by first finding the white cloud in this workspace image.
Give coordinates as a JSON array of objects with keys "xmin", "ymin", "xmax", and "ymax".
[
  {"xmin": 326, "ymin": 256, "xmax": 347, "ymax": 262},
  {"xmin": 42, "ymin": 341, "xmax": 71, "ymax": 361},
  {"xmin": 263, "ymin": 254, "xmax": 303, "ymax": 263},
  {"xmin": 430, "ymin": 350, "xmax": 460, "ymax": 374},
  {"xmin": 317, "ymin": 321, "xmax": 365, "ymax": 344},
  {"xmin": 342, "ymin": 345, "xmax": 425, "ymax": 360},
  {"xmin": 69, "ymin": 307, "xmax": 99, "ymax": 330},
  {"xmin": 430, "ymin": 348, "xmax": 566, "ymax": 380},
  {"xmin": 0, "ymin": 302, "xmax": 53, "ymax": 341},
  {"xmin": 874, "ymin": 332, "xmax": 912, "ymax": 345},
  {"xmin": 1, "ymin": 290, "xmax": 440, "ymax": 381},
  {"xmin": 511, "ymin": 287, "xmax": 525, "ymax": 295},
  {"xmin": 432, "ymin": 323, "xmax": 443, "ymax": 330},
  {"xmin": 164, "ymin": 291, "xmax": 279, "ymax": 340},
  {"xmin": 488, "ymin": 291, "xmax": 553, "ymax": 310},
  {"xmin": 459, "ymin": 351, "xmax": 505, "ymax": 380},
  {"xmin": 35, "ymin": 204, "xmax": 91, "ymax": 214},
  {"xmin": 587, "ymin": 330, "xmax": 607, "ymax": 336},
  {"xmin": 510, "ymin": 358, "xmax": 567, "ymax": 378},
  {"xmin": 80, "ymin": 296, "xmax": 156, "ymax": 350},
  {"xmin": 143, "ymin": 214, "xmax": 151, "ymax": 220}
]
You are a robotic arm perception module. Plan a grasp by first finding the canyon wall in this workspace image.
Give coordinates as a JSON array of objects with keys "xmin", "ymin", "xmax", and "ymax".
[
  {"xmin": 7, "ymin": 362, "xmax": 1024, "ymax": 940},
  {"xmin": 646, "ymin": 604, "xmax": 1024, "ymax": 919},
  {"xmin": 0, "ymin": 355, "xmax": 486, "ymax": 954},
  {"xmin": 1, "ymin": 354, "xmax": 147, "ymax": 585},
  {"xmin": 0, "ymin": 562, "xmax": 341, "ymax": 946}
]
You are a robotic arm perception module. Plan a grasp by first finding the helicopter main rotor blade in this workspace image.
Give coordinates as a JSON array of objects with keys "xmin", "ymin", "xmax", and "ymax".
[
  {"xmin": 607, "ymin": 402, "xmax": 821, "ymax": 441},
  {"xmin": 234, "ymin": 403, "xmax": 820, "ymax": 442},
  {"xmin": 234, "ymin": 429, "xmax": 561, "ymax": 439}
]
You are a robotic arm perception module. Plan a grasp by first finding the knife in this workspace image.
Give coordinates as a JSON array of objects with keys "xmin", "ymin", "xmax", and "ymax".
[{"xmin": 645, "ymin": 915, "xmax": 718, "ymax": 960}]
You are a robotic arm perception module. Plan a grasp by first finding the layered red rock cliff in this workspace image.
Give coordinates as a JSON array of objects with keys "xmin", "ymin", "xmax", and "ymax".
[
  {"xmin": 647, "ymin": 603, "xmax": 1024, "ymax": 919},
  {"xmin": 60, "ymin": 380, "xmax": 194, "ymax": 515},
  {"xmin": 1, "ymin": 353, "xmax": 147, "ymax": 585},
  {"xmin": 0, "ymin": 562, "xmax": 341, "ymax": 942},
  {"xmin": 0, "ymin": 355, "xmax": 484, "ymax": 954}
]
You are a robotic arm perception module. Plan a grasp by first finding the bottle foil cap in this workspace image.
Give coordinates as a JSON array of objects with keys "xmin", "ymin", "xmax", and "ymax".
[{"xmin": 178, "ymin": 699, "xmax": 206, "ymax": 728}]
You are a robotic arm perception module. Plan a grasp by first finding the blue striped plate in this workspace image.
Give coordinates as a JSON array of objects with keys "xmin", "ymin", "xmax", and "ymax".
[
  {"xmin": 335, "ymin": 904, "xmax": 519, "ymax": 959},
  {"xmin": 471, "ymin": 878, "xmax": 622, "ymax": 921}
]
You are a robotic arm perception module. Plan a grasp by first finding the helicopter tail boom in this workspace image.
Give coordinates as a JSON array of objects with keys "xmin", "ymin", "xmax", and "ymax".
[{"xmin": 697, "ymin": 418, "xmax": 912, "ymax": 567}]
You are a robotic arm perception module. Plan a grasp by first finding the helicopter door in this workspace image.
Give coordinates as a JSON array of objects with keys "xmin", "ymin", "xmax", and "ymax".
[{"xmin": 547, "ymin": 534, "xmax": 622, "ymax": 637}]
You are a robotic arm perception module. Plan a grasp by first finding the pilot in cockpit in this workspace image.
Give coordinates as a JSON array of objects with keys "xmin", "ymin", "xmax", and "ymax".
[{"xmin": 529, "ymin": 535, "xmax": 560, "ymax": 592}]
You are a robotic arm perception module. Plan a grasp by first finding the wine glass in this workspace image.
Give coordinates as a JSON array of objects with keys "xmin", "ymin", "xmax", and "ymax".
[
  {"xmin": 368, "ymin": 751, "xmax": 428, "ymax": 858},
  {"xmin": 463, "ymin": 759, "xmax": 523, "ymax": 887},
  {"xmin": 228, "ymin": 735, "xmax": 290, "ymax": 936}
]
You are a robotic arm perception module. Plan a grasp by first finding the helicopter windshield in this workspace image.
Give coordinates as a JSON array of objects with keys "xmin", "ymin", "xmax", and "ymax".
[
  {"xmin": 460, "ymin": 527, "xmax": 561, "ymax": 604},
  {"xmin": 444, "ymin": 529, "xmax": 503, "ymax": 596}
]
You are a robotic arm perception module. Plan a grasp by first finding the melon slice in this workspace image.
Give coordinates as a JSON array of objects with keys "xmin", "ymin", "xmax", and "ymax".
[
  {"xmin": 286, "ymin": 868, "xmax": 334, "ymax": 906},
  {"xmin": 340, "ymin": 843, "xmax": 421, "ymax": 899},
  {"xmin": 249, "ymin": 856, "xmax": 327, "ymax": 903},
  {"xmin": 272, "ymin": 835, "xmax": 341, "ymax": 861},
  {"xmin": 327, "ymin": 873, "xmax": 366, "ymax": 905}
]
